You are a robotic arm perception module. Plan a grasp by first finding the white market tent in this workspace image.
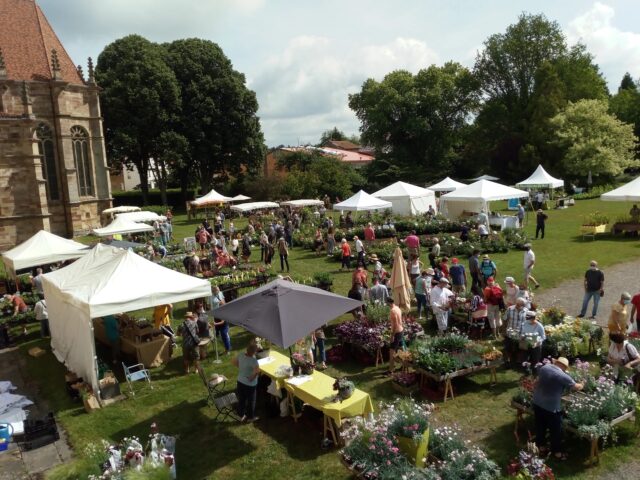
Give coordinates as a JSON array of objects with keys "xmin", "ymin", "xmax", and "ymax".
[
  {"xmin": 231, "ymin": 201, "xmax": 280, "ymax": 213},
  {"xmin": 41, "ymin": 244, "xmax": 212, "ymax": 392},
  {"xmin": 190, "ymin": 189, "xmax": 233, "ymax": 207},
  {"xmin": 372, "ymin": 181, "xmax": 437, "ymax": 216},
  {"xmin": 333, "ymin": 190, "xmax": 392, "ymax": 212},
  {"xmin": 115, "ymin": 211, "xmax": 167, "ymax": 223},
  {"xmin": 280, "ymin": 199, "xmax": 324, "ymax": 208},
  {"xmin": 440, "ymin": 180, "xmax": 529, "ymax": 219},
  {"xmin": 516, "ymin": 165, "xmax": 564, "ymax": 190},
  {"xmin": 101, "ymin": 206, "xmax": 141, "ymax": 215},
  {"xmin": 427, "ymin": 177, "xmax": 467, "ymax": 193},
  {"xmin": 601, "ymin": 176, "xmax": 640, "ymax": 202},
  {"xmin": 232, "ymin": 194, "xmax": 251, "ymax": 202},
  {"xmin": 91, "ymin": 216, "xmax": 154, "ymax": 237},
  {"xmin": 1, "ymin": 230, "xmax": 89, "ymax": 278},
  {"xmin": 470, "ymin": 174, "xmax": 500, "ymax": 182}
]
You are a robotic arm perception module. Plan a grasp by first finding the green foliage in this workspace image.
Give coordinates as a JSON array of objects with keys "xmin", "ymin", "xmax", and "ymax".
[
  {"xmin": 572, "ymin": 184, "xmax": 618, "ymax": 200},
  {"xmin": 551, "ymin": 99, "xmax": 638, "ymax": 179},
  {"xmin": 349, "ymin": 62, "xmax": 479, "ymax": 184},
  {"xmin": 318, "ymin": 127, "xmax": 349, "ymax": 145},
  {"xmin": 312, "ymin": 271, "xmax": 333, "ymax": 286},
  {"xmin": 582, "ymin": 211, "xmax": 610, "ymax": 226}
]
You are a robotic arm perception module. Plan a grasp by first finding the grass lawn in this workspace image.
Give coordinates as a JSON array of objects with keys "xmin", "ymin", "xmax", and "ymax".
[{"xmin": 12, "ymin": 197, "xmax": 640, "ymax": 479}]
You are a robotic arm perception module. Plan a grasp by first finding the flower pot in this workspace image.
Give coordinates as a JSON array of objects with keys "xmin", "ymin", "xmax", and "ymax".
[
  {"xmin": 301, "ymin": 363, "xmax": 314, "ymax": 376},
  {"xmin": 580, "ymin": 224, "xmax": 607, "ymax": 234},
  {"xmin": 397, "ymin": 428, "xmax": 429, "ymax": 468},
  {"xmin": 338, "ymin": 385, "xmax": 354, "ymax": 400}
]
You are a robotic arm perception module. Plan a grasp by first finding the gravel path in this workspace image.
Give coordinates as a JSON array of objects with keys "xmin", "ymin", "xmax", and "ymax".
[{"xmin": 533, "ymin": 258, "xmax": 640, "ymax": 329}]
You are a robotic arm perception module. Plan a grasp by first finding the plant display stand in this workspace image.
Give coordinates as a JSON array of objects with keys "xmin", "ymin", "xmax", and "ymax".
[
  {"xmin": 416, "ymin": 361, "xmax": 500, "ymax": 402},
  {"xmin": 580, "ymin": 224, "xmax": 607, "ymax": 240}
]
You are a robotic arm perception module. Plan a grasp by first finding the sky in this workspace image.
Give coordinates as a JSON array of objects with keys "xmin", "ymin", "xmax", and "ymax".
[{"xmin": 38, "ymin": 0, "xmax": 640, "ymax": 147}]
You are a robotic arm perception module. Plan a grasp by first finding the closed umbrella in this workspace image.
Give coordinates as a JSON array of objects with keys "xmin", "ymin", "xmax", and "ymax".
[
  {"xmin": 212, "ymin": 279, "xmax": 362, "ymax": 348},
  {"xmin": 389, "ymin": 247, "xmax": 412, "ymax": 312}
]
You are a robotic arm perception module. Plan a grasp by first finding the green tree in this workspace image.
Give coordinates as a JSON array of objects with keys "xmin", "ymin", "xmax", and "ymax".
[
  {"xmin": 610, "ymin": 73, "xmax": 640, "ymax": 159},
  {"xmin": 349, "ymin": 62, "xmax": 479, "ymax": 183},
  {"xmin": 318, "ymin": 127, "xmax": 348, "ymax": 145},
  {"xmin": 96, "ymin": 35, "xmax": 181, "ymax": 205},
  {"xmin": 619, "ymin": 72, "xmax": 638, "ymax": 92},
  {"xmin": 164, "ymin": 38, "xmax": 266, "ymax": 194},
  {"xmin": 281, "ymin": 156, "xmax": 364, "ymax": 200},
  {"xmin": 551, "ymin": 99, "xmax": 638, "ymax": 179}
]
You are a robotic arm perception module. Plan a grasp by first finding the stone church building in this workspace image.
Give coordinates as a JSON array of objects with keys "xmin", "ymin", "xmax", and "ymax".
[{"xmin": 0, "ymin": 0, "xmax": 111, "ymax": 250}]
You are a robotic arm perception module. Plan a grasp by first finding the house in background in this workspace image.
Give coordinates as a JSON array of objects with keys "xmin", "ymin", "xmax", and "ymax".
[
  {"xmin": 0, "ymin": 0, "xmax": 112, "ymax": 249},
  {"xmin": 264, "ymin": 145, "xmax": 375, "ymax": 177},
  {"xmin": 109, "ymin": 162, "xmax": 156, "ymax": 192}
]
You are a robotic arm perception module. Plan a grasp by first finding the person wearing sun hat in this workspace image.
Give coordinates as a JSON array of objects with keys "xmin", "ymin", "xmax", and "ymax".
[
  {"xmin": 532, "ymin": 356, "xmax": 583, "ymax": 460},
  {"xmin": 431, "ymin": 277, "xmax": 453, "ymax": 334},
  {"xmin": 479, "ymin": 254, "xmax": 497, "ymax": 287},
  {"xmin": 503, "ymin": 276, "xmax": 519, "ymax": 307}
]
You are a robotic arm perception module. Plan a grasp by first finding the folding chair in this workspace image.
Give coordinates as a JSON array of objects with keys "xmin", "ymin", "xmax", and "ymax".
[
  {"xmin": 197, "ymin": 367, "xmax": 227, "ymax": 406},
  {"xmin": 213, "ymin": 392, "xmax": 240, "ymax": 422},
  {"xmin": 122, "ymin": 362, "xmax": 152, "ymax": 396}
]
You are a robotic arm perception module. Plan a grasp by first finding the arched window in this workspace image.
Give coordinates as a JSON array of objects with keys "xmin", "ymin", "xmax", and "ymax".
[
  {"xmin": 35, "ymin": 123, "xmax": 60, "ymax": 200},
  {"xmin": 71, "ymin": 126, "xmax": 94, "ymax": 197}
]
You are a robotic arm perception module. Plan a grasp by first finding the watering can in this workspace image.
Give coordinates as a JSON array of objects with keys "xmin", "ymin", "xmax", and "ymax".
[{"xmin": 0, "ymin": 423, "xmax": 14, "ymax": 451}]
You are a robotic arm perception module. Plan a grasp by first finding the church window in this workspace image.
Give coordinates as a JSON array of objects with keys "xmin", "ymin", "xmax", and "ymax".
[
  {"xmin": 71, "ymin": 126, "xmax": 94, "ymax": 196},
  {"xmin": 35, "ymin": 123, "xmax": 60, "ymax": 200}
]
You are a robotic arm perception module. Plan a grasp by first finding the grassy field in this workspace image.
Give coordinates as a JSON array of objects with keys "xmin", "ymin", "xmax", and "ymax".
[{"xmin": 11, "ymin": 197, "xmax": 640, "ymax": 479}]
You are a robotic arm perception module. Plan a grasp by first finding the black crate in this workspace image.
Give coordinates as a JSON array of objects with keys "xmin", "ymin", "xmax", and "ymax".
[
  {"xmin": 22, "ymin": 412, "xmax": 58, "ymax": 439},
  {"xmin": 19, "ymin": 432, "xmax": 60, "ymax": 451},
  {"xmin": 100, "ymin": 382, "xmax": 121, "ymax": 400}
]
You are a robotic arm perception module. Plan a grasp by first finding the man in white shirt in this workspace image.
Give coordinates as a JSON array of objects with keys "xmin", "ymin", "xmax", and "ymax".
[
  {"xmin": 523, "ymin": 243, "xmax": 540, "ymax": 289},
  {"xmin": 31, "ymin": 268, "xmax": 44, "ymax": 295},
  {"xmin": 34, "ymin": 294, "xmax": 49, "ymax": 337},
  {"xmin": 354, "ymin": 236, "xmax": 366, "ymax": 268},
  {"xmin": 477, "ymin": 209, "xmax": 489, "ymax": 227},
  {"xmin": 430, "ymin": 278, "xmax": 453, "ymax": 334},
  {"xmin": 369, "ymin": 277, "xmax": 389, "ymax": 304}
]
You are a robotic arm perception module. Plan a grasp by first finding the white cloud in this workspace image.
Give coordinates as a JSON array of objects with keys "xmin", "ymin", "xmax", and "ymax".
[
  {"xmin": 567, "ymin": 2, "xmax": 640, "ymax": 90},
  {"xmin": 252, "ymin": 36, "xmax": 439, "ymax": 145}
]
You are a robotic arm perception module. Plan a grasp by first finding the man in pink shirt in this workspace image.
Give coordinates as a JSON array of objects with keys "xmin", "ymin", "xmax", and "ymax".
[
  {"xmin": 403, "ymin": 230, "xmax": 420, "ymax": 257},
  {"xmin": 363, "ymin": 222, "xmax": 376, "ymax": 248},
  {"xmin": 387, "ymin": 296, "xmax": 404, "ymax": 374}
]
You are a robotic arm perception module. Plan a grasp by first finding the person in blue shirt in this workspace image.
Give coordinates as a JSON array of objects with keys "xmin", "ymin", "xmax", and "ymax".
[
  {"xmin": 532, "ymin": 358, "xmax": 583, "ymax": 460},
  {"xmin": 210, "ymin": 286, "xmax": 231, "ymax": 354},
  {"xmin": 449, "ymin": 258, "xmax": 466, "ymax": 294},
  {"xmin": 231, "ymin": 341, "xmax": 260, "ymax": 422}
]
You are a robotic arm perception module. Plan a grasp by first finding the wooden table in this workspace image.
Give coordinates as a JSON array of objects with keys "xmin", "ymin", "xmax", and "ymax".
[
  {"xmin": 416, "ymin": 361, "xmax": 501, "ymax": 402},
  {"xmin": 93, "ymin": 319, "xmax": 170, "ymax": 368},
  {"xmin": 259, "ymin": 351, "xmax": 374, "ymax": 444}
]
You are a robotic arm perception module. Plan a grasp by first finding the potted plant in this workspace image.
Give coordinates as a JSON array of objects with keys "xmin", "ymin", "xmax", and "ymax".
[
  {"xmin": 388, "ymin": 398, "xmax": 431, "ymax": 468},
  {"xmin": 333, "ymin": 377, "xmax": 355, "ymax": 401},
  {"xmin": 391, "ymin": 371, "xmax": 419, "ymax": 395},
  {"xmin": 312, "ymin": 271, "xmax": 333, "ymax": 291},
  {"xmin": 507, "ymin": 443, "xmax": 555, "ymax": 479},
  {"xmin": 255, "ymin": 337, "xmax": 271, "ymax": 359},
  {"xmin": 581, "ymin": 211, "xmax": 609, "ymax": 234}
]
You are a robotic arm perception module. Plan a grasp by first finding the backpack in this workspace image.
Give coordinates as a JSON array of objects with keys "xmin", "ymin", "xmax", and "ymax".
[{"xmin": 480, "ymin": 260, "xmax": 495, "ymax": 277}]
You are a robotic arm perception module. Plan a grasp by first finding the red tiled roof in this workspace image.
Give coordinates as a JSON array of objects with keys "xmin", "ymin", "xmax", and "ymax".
[
  {"xmin": 322, "ymin": 139, "xmax": 361, "ymax": 150},
  {"xmin": 0, "ymin": 0, "xmax": 83, "ymax": 83}
]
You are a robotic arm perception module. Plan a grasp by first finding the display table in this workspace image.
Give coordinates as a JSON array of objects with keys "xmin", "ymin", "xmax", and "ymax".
[
  {"xmin": 259, "ymin": 351, "xmax": 374, "ymax": 444},
  {"xmin": 93, "ymin": 319, "xmax": 170, "ymax": 368},
  {"xmin": 488, "ymin": 215, "xmax": 519, "ymax": 230},
  {"xmin": 415, "ymin": 360, "xmax": 501, "ymax": 402},
  {"xmin": 612, "ymin": 222, "xmax": 640, "ymax": 235}
]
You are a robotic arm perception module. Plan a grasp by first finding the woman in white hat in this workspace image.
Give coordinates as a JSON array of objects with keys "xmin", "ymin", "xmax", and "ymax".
[
  {"xmin": 430, "ymin": 277, "xmax": 453, "ymax": 334},
  {"xmin": 503, "ymin": 276, "xmax": 519, "ymax": 308}
]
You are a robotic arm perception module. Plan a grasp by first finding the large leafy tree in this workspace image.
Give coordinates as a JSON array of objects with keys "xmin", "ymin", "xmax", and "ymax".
[
  {"xmin": 96, "ymin": 35, "xmax": 181, "ymax": 205},
  {"xmin": 470, "ymin": 13, "xmax": 608, "ymax": 181},
  {"xmin": 349, "ymin": 62, "xmax": 479, "ymax": 184},
  {"xmin": 164, "ymin": 39, "xmax": 266, "ymax": 194},
  {"xmin": 610, "ymin": 73, "xmax": 640, "ymax": 159},
  {"xmin": 282, "ymin": 156, "xmax": 364, "ymax": 200},
  {"xmin": 318, "ymin": 127, "xmax": 348, "ymax": 145},
  {"xmin": 551, "ymin": 99, "xmax": 638, "ymax": 180}
]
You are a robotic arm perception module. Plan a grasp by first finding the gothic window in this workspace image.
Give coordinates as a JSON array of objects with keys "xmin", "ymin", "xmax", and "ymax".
[
  {"xmin": 71, "ymin": 126, "xmax": 94, "ymax": 196},
  {"xmin": 35, "ymin": 123, "xmax": 60, "ymax": 200}
]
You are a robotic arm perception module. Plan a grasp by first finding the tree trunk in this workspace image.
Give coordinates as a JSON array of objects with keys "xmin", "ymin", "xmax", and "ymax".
[
  {"xmin": 179, "ymin": 169, "xmax": 190, "ymax": 204},
  {"xmin": 136, "ymin": 158, "xmax": 150, "ymax": 206}
]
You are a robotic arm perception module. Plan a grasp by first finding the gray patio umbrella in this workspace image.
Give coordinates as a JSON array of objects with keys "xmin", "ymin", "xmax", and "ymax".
[{"xmin": 212, "ymin": 279, "xmax": 363, "ymax": 348}]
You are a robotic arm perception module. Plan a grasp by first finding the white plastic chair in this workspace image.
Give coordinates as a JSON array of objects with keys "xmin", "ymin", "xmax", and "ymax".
[{"xmin": 122, "ymin": 362, "xmax": 152, "ymax": 396}]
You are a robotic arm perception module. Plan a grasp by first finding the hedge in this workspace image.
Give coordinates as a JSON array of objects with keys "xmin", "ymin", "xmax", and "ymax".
[{"xmin": 112, "ymin": 189, "xmax": 199, "ymax": 209}]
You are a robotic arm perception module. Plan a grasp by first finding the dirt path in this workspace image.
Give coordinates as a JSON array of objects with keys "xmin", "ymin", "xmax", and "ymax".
[{"xmin": 533, "ymin": 258, "xmax": 640, "ymax": 329}]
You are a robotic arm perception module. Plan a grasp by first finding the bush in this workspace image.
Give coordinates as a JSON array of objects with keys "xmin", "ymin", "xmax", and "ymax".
[
  {"xmin": 112, "ymin": 188, "xmax": 198, "ymax": 209},
  {"xmin": 573, "ymin": 184, "xmax": 617, "ymax": 200}
]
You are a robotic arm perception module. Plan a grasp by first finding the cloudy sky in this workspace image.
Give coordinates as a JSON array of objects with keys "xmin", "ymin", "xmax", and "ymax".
[{"xmin": 39, "ymin": 0, "xmax": 640, "ymax": 147}]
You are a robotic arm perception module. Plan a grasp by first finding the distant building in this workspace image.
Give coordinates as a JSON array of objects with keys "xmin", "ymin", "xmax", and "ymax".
[
  {"xmin": 109, "ymin": 162, "xmax": 156, "ymax": 192},
  {"xmin": 0, "ymin": 0, "xmax": 112, "ymax": 250},
  {"xmin": 263, "ymin": 146, "xmax": 375, "ymax": 177},
  {"xmin": 321, "ymin": 139, "xmax": 360, "ymax": 151}
]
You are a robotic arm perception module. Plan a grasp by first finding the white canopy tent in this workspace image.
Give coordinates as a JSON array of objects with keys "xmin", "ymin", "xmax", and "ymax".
[
  {"xmin": 232, "ymin": 194, "xmax": 251, "ymax": 202},
  {"xmin": 280, "ymin": 199, "xmax": 324, "ymax": 208},
  {"xmin": 372, "ymin": 181, "xmax": 437, "ymax": 216},
  {"xmin": 230, "ymin": 201, "xmax": 280, "ymax": 213},
  {"xmin": 190, "ymin": 189, "xmax": 233, "ymax": 207},
  {"xmin": 41, "ymin": 244, "xmax": 212, "ymax": 392},
  {"xmin": 333, "ymin": 190, "xmax": 392, "ymax": 212},
  {"xmin": 516, "ymin": 165, "xmax": 564, "ymax": 190},
  {"xmin": 440, "ymin": 180, "xmax": 529, "ymax": 219},
  {"xmin": 601, "ymin": 176, "xmax": 640, "ymax": 202},
  {"xmin": 1, "ymin": 230, "xmax": 90, "ymax": 278},
  {"xmin": 91, "ymin": 216, "xmax": 154, "ymax": 237},
  {"xmin": 101, "ymin": 206, "xmax": 141, "ymax": 215},
  {"xmin": 116, "ymin": 211, "xmax": 167, "ymax": 223},
  {"xmin": 427, "ymin": 177, "xmax": 467, "ymax": 193},
  {"xmin": 470, "ymin": 174, "xmax": 500, "ymax": 182}
]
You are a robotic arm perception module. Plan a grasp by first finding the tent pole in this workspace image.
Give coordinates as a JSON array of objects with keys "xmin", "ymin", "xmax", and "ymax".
[{"xmin": 289, "ymin": 346, "xmax": 293, "ymax": 366}]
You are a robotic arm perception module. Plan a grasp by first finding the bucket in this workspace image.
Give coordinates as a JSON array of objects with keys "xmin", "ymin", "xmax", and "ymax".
[{"xmin": 0, "ymin": 423, "xmax": 14, "ymax": 451}]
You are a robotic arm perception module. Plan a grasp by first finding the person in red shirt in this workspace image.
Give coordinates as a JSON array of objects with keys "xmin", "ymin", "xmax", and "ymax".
[
  {"xmin": 631, "ymin": 291, "xmax": 640, "ymax": 329},
  {"xmin": 340, "ymin": 238, "xmax": 352, "ymax": 271},
  {"xmin": 5, "ymin": 294, "xmax": 28, "ymax": 317},
  {"xmin": 439, "ymin": 257, "xmax": 450, "ymax": 280},
  {"xmin": 483, "ymin": 277, "xmax": 503, "ymax": 339},
  {"xmin": 363, "ymin": 222, "xmax": 376, "ymax": 247},
  {"xmin": 403, "ymin": 230, "xmax": 420, "ymax": 257},
  {"xmin": 352, "ymin": 266, "xmax": 369, "ymax": 289}
]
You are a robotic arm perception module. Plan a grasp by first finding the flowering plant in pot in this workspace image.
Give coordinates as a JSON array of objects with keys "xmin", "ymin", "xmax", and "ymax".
[
  {"xmin": 507, "ymin": 443, "xmax": 555, "ymax": 479},
  {"xmin": 254, "ymin": 337, "xmax": 271, "ymax": 359},
  {"xmin": 333, "ymin": 377, "xmax": 355, "ymax": 401}
]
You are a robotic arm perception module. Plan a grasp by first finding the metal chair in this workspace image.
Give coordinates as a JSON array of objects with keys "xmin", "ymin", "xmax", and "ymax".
[
  {"xmin": 122, "ymin": 362, "xmax": 152, "ymax": 396},
  {"xmin": 197, "ymin": 366, "xmax": 227, "ymax": 406},
  {"xmin": 197, "ymin": 366, "xmax": 239, "ymax": 421}
]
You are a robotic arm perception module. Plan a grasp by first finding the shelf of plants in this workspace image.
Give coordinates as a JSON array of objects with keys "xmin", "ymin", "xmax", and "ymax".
[
  {"xmin": 510, "ymin": 360, "xmax": 638, "ymax": 463},
  {"xmin": 408, "ymin": 331, "xmax": 503, "ymax": 402},
  {"xmin": 538, "ymin": 308, "xmax": 604, "ymax": 359},
  {"xmin": 340, "ymin": 397, "xmax": 501, "ymax": 480}
]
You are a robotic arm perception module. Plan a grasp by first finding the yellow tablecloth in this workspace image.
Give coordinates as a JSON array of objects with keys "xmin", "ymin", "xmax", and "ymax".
[{"xmin": 259, "ymin": 351, "xmax": 374, "ymax": 424}]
